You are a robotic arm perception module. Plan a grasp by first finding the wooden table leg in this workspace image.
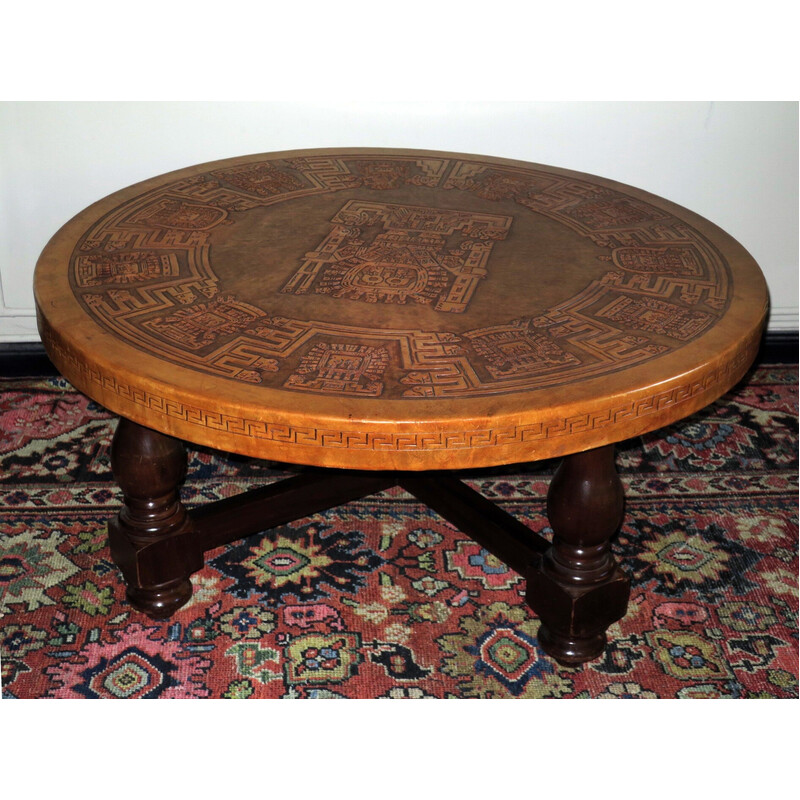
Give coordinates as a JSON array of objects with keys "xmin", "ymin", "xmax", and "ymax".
[
  {"xmin": 104, "ymin": 417, "xmax": 630, "ymax": 667},
  {"xmin": 106, "ymin": 418, "xmax": 396, "ymax": 619},
  {"xmin": 526, "ymin": 444, "xmax": 631, "ymax": 666},
  {"xmin": 107, "ymin": 418, "xmax": 202, "ymax": 618}
]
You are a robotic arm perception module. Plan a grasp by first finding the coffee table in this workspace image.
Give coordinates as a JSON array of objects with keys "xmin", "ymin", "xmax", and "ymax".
[{"xmin": 34, "ymin": 148, "xmax": 768, "ymax": 665}]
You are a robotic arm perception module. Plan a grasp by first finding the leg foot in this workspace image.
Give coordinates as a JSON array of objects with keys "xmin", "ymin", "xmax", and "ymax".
[
  {"xmin": 537, "ymin": 627, "xmax": 607, "ymax": 667},
  {"xmin": 108, "ymin": 418, "xmax": 202, "ymax": 618},
  {"xmin": 526, "ymin": 445, "xmax": 630, "ymax": 665},
  {"xmin": 125, "ymin": 578, "xmax": 194, "ymax": 620}
]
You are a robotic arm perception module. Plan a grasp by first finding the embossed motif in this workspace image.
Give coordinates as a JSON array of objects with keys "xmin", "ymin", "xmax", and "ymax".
[
  {"xmin": 212, "ymin": 163, "xmax": 307, "ymax": 197},
  {"xmin": 596, "ymin": 296, "xmax": 713, "ymax": 341},
  {"xmin": 125, "ymin": 197, "xmax": 227, "ymax": 231},
  {"xmin": 144, "ymin": 295, "xmax": 264, "ymax": 351},
  {"xmin": 467, "ymin": 320, "xmax": 579, "ymax": 379},
  {"xmin": 281, "ymin": 200, "xmax": 512, "ymax": 312},
  {"xmin": 75, "ymin": 251, "xmax": 180, "ymax": 286},
  {"xmin": 350, "ymin": 160, "xmax": 414, "ymax": 190},
  {"xmin": 284, "ymin": 343, "xmax": 390, "ymax": 397},
  {"xmin": 562, "ymin": 195, "xmax": 665, "ymax": 230},
  {"xmin": 611, "ymin": 244, "xmax": 705, "ymax": 276},
  {"xmin": 67, "ymin": 153, "xmax": 733, "ymax": 402}
]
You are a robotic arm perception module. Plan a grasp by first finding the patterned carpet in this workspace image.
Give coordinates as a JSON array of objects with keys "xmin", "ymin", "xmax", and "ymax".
[{"xmin": 1, "ymin": 364, "xmax": 797, "ymax": 699}]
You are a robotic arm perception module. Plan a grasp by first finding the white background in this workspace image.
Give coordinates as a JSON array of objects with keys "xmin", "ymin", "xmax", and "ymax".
[
  {"xmin": 0, "ymin": 99, "xmax": 798, "ymax": 341},
  {"xmin": 1, "ymin": 101, "xmax": 797, "ymax": 341}
]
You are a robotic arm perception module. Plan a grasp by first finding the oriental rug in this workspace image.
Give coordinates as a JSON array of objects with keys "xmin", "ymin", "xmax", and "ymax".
[{"xmin": 1, "ymin": 365, "xmax": 797, "ymax": 699}]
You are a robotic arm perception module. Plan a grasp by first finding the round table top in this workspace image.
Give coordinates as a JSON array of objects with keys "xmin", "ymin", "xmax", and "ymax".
[{"xmin": 34, "ymin": 148, "xmax": 768, "ymax": 470}]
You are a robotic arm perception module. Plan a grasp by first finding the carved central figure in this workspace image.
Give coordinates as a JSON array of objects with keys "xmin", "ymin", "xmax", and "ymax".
[
  {"xmin": 336, "ymin": 260, "xmax": 433, "ymax": 304},
  {"xmin": 280, "ymin": 199, "xmax": 513, "ymax": 312}
]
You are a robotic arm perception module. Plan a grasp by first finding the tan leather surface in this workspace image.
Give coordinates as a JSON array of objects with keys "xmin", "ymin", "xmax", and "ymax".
[{"xmin": 34, "ymin": 148, "xmax": 769, "ymax": 469}]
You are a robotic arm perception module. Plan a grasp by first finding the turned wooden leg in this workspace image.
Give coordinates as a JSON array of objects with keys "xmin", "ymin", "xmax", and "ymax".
[
  {"xmin": 526, "ymin": 444, "xmax": 631, "ymax": 666},
  {"xmin": 107, "ymin": 418, "xmax": 202, "ymax": 618}
]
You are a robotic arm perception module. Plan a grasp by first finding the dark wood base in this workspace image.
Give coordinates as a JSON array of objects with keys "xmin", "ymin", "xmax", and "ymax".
[
  {"xmin": 526, "ymin": 445, "xmax": 631, "ymax": 665},
  {"xmin": 108, "ymin": 418, "xmax": 630, "ymax": 665}
]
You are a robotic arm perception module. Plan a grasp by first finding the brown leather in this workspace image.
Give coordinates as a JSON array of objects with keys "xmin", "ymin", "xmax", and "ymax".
[{"xmin": 34, "ymin": 148, "xmax": 768, "ymax": 469}]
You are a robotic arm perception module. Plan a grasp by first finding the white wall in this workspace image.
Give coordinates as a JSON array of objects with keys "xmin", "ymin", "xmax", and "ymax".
[{"xmin": 1, "ymin": 100, "xmax": 797, "ymax": 341}]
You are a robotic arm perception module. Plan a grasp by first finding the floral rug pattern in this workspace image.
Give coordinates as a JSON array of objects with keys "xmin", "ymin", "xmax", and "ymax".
[{"xmin": 1, "ymin": 365, "xmax": 797, "ymax": 698}]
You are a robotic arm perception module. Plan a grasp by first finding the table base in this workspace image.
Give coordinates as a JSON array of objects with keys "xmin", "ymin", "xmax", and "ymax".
[{"xmin": 107, "ymin": 418, "xmax": 631, "ymax": 666}]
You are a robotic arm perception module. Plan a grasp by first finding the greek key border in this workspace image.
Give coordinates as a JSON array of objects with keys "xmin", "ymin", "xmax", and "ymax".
[{"xmin": 42, "ymin": 324, "xmax": 755, "ymax": 453}]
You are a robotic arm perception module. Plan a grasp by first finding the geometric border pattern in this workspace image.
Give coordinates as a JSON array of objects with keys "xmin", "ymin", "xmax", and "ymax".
[
  {"xmin": 67, "ymin": 154, "xmax": 734, "ymax": 399},
  {"xmin": 41, "ymin": 326, "xmax": 755, "ymax": 453}
]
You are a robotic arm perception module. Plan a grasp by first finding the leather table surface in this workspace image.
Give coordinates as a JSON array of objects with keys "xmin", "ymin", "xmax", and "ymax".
[{"xmin": 34, "ymin": 148, "xmax": 769, "ymax": 469}]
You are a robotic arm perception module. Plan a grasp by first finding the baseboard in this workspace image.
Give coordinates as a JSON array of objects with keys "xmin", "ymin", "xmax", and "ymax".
[
  {"xmin": 2, "ymin": 331, "xmax": 797, "ymax": 379},
  {"xmin": 0, "ymin": 341, "xmax": 61, "ymax": 377},
  {"xmin": 757, "ymin": 331, "xmax": 799, "ymax": 365}
]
